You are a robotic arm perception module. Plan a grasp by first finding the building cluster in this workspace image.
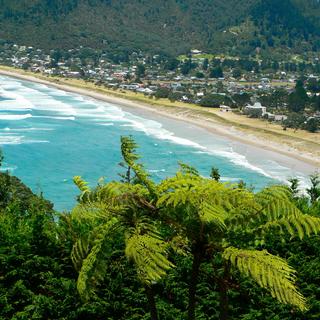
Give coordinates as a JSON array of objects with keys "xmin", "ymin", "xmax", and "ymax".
[{"xmin": 0, "ymin": 42, "xmax": 319, "ymax": 128}]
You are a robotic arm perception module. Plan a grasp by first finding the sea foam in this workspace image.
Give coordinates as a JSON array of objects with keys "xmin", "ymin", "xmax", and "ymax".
[{"xmin": 0, "ymin": 114, "xmax": 32, "ymax": 120}]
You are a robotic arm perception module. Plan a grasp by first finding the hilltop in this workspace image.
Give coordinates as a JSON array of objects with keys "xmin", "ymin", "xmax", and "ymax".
[{"xmin": 0, "ymin": 0, "xmax": 319, "ymax": 56}]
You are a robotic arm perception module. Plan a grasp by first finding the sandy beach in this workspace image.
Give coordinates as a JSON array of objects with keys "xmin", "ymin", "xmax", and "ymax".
[{"xmin": 0, "ymin": 67, "xmax": 319, "ymax": 170}]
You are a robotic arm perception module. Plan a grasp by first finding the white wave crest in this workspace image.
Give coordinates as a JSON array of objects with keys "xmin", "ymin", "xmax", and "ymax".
[
  {"xmin": 0, "ymin": 135, "xmax": 23, "ymax": 145},
  {"xmin": 0, "ymin": 127, "xmax": 53, "ymax": 132},
  {"xmin": 33, "ymin": 116, "xmax": 75, "ymax": 121},
  {"xmin": 0, "ymin": 114, "xmax": 32, "ymax": 120}
]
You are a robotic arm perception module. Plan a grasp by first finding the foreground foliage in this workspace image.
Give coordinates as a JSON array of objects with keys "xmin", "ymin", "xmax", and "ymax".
[{"xmin": 0, "ymin": 139, "xmax": 320, "ymax": 319}]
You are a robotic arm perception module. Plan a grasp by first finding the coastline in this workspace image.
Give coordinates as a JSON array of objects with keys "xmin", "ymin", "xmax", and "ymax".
[{"xmin": 0, "ymin": 66, "xmax": 319, "ymax": 170}]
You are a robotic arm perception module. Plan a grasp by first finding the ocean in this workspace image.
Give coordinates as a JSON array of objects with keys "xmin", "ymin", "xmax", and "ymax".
[{"xmin": 0, "ymin": 75, "xmax": 314, "ymax": 211}]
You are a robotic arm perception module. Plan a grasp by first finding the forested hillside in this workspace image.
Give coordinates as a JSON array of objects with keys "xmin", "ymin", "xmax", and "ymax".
[{"xmin": 0, "ymin": 0, "xmax": 319, "ymax": 55}]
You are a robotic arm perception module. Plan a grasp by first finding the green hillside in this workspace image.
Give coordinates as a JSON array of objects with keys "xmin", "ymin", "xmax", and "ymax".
[{"xmin": 0, "ymin": 0, "xmax": 319, "ymax": 55}]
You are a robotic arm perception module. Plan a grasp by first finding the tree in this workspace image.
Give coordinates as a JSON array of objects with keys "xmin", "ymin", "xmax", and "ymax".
[
  {"xmin": 307, "ymin": 174, "xmax": 320, "ymax": 204},
  {"xmin": 136, "ymin": 64, "xmax": 146, "ymax": 78},
  {"xmin": 0, "ymin": 173, "xmax": 77, "ymax": 320},
  {"xmin": 168, "ymin": 91, "xmax": 183, "ymax": 102},
  {"xmin": 157, "ymin": 168, "xmax": 320, "ymax": 320},
  {"xmin": 306, "ymin": 78, "xmax": 320, "ymax": 93},
  {"xmin": 288, "ymin": 177, "xmax": 300, "ymax": 199},
  {"xmin": 304, "ymin": 117, "xmax": 319, "ymax": 133},
  {"xmin": 181, "ymin": 59, "xmax": 195, "ymax": 75},
  {"xmin": 232, "ymin": 93, "xmax": 251, "ymax": 108},
  {"xmin": 269, "ymin": 88, "xmax": 289, "ymax": 109},
  {"xmin": 288, "ymin": 80, "xmax": 308, "ymax": 113},
  {"xmin": 70, "ymin": 137, "xmax": 172, "ymax": 320},
  {"xmin": 2, "ymin": 139, "xmax": 320, "ymax": 319},
  {"xmin": 200, "ymin": 94, "xmax": 232, "ymax": 108},
  {"xmin": 154, "ymin": 87, "xmax": 171, "ymax": 99},
  {"xmin": 13, "ymin": 135, "xmax": 313, "ymax": 320},
  {"xmin": 202, "ymin": 58, "xmax": 209, "ymax": 71},
  {"xmin": 195, "ymin": 71, "xmax": 205, "ymax": 79},
  {"xmin": 164, "ymin": 57, "xmax": 179, "ymax": 71},
  {"xmin": 232, "ymin": 68, "xmax": 242, "ymax": 79},
  {"xmin": 283, "ymin": 113, "xmax": 306, "ymax": 131},
  {"xmin": 210, "ymin": 167, "xmax": 220, "ymax": 181},
  {"xmin": 210, "ymin": 66, "xmax": 223, "ymax": 78},
  {"xmin": 313, "ymin": 95, "xmax": 320, "ymax": 111}
]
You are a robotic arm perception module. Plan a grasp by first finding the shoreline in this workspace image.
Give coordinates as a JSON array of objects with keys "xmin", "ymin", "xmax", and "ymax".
[{"xmin": 0, "ymin": 67, "xmax": 319, "ymax": 170}]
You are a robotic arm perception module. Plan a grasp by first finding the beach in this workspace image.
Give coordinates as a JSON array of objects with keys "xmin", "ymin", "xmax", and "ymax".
[{"xmin": 0, "ymin": 66, "xmax": 319, "ymax": 170}]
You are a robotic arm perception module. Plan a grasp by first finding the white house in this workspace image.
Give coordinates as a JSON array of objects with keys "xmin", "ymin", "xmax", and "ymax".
[
  {"xmin": 243, "ymin": 102, "xmax": 267, "ymax": 118},
  {"xmin": 191, "ymin": 49, "xmax": 202, "ymax": 55},
  {"xmin": 220, "ymin": 105, "xmax": 232, "ymax": 112}
]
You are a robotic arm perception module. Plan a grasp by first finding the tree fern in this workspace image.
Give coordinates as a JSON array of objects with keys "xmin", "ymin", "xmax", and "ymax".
[
  {"xmin": 71, "ymin": 236, "xmax": 90, "ymax": 272},
  {"xmin": 253, "ymin": 186, "xmax": 320, "ymax": 239},
  {"xmin": 260, "ymin": 213, "xmax": 320, "ymax": 239},
  {"xmin": 72, "ymin": 218, "xmax": 119, "ymax": 301},
  {"xmin": 125, "ymin": 231, "xmax": 174, "ymax": 284},
  {"xmin": 120, "ymin": 136, "xmax": 156, "ymax": 195},
  {"xmin": 223, "ymin": 247, "xmax": 308, "ymax": 311},
  {"xmin": 70, "ymin": 138, "xmax": 318, "ymax": 319},
  {"xmin": 198, "ymin": 201, "xmax": 227, "ymax": 230},
  {"xmin": 73, "ymin": 176, "xmax": 91, "ymax": 202}
]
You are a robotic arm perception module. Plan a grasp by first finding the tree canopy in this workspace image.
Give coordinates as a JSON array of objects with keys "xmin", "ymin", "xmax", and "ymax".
[{"xmin": 1, "ymin": 138, "xmax": 320, "ymax": 319}]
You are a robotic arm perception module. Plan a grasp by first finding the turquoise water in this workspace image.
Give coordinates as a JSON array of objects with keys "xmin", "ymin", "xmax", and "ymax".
[{"xmin": 0, "ymin": 76, "xmax": 313, "ymax": 211}]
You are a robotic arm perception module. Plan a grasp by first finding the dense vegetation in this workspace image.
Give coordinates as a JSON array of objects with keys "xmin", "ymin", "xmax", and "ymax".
[
  {"xmin": 0, "ymin": 0, "xmax": 319, "ymax": 56},
  {"xmin": 1, "ymin": 138, "xmax": 320, "ymax": 319}
]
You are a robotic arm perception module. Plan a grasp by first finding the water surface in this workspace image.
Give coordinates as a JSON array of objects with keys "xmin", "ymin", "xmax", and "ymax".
[{"xmin": 0, "ymin": 76, "xmax": 314, "ymax": 210}]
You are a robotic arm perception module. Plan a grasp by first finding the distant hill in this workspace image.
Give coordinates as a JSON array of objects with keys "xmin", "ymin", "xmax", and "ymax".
[{"xmin": 0, "ymin": 0, "xmax": 319, "ymax": 56}]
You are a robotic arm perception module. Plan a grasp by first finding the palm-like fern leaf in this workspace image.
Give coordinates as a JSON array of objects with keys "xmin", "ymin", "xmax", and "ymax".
[
  {"xmin": 158, "ymin": 174, "xmax": 232, "ymax": 230},
  {"xmin": 120, "ymin": 136, "xmax": 156, "ymax": 195},
  {"xmin": 261, "ymin": 214, "xmax": 320, "ymax": 239},
  {"xmin": 71, "ymin": 237, "xmax": 90, "ymax": 272},
  {"xmin": 125, "ymin": 231, "xmax": 174, "ymax": 284},
  {"xmin": 72, "ymin": 218, "xmax": 118, "ymax": 301},
  {"xmin": 253, "ymin": 186, "xmax": 320, "ymax": 239},
  {"xmin": 255, "ymin": 186, "xmax": 294, "ymax": 220},
  {"xmin": 198, "ymin": 201, "xmax": 227, "ymax": 230},
  {"xmin": 223, "ymin": 247, "xmax": 308, "ymax": 311},
  {"xmin": 73, "ymin": 176, "xmax": 91, "ymax": 202}
]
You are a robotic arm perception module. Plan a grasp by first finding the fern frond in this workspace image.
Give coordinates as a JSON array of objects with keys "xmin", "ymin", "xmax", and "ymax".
[
  {"xmin": 223, "ymin": 247, "xmax": 308, "ymax": 311},
  {"xmin": 75, "ymin": 218, "xmax": 119, "ymax": 301},
  {"xmin": 198, "ymin": 201, "xmax": 227, "ymax": 230},
  {"xmin": 178, "ymin": 162, "xmax": 200, "ymax": 176},
  {"xmin": 73, "ymin": 176, "xmax": 91, "ymax": 202},
  {"xmin": 120, "ymin": 136, "xmax": 156, "ymax": 195},
  {"xmin": 71, "ymin": 201, "xmax": 115, "ymax": 223},
  {"xmin": 125, "ymin": 231, "xmax": 174, "ymax": 284},
  {"xmin": 169, "ymin": 234, "xmax": 190, "ymax": 256},
  {"xmin": 131, "ymin": 162, "xmax": 157, "ymax": 196},
  {"xmin": 121, "ymin": 135, "xmax": 140, "ymax": 164},
  {"xmin": 255, "ymin": 186, "xmax": 295, "ymax": 220},
  {"xmin": 261, "ymin": 214, "xmax": 320, "ymax": 240},
  {"xmin": 71, "ymin": 237, "xmax": 90, "ymax": 272},
  {"xmin": 253, "ymin": 185, "xmax": 320, "ymax": 239}
]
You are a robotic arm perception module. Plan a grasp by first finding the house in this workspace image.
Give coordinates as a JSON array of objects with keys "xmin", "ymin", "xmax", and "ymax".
[
  {"xmin": 243, "ymin": 102, "xmax": 266, "ymax": 118},
  {"xmin": 274, "ymin": 114, "xmax": 288, "ymax": 121},
  {"xmin": 191, "ymin": 49, "xmax": 202, "ymax": 55},
  {"xmin": 220, "ymin": 105, "xmax": 232, "ymax": 112},
  {"xmin": 261, "ymin": 77, "xmax": 270, "ymax": 83},
  {"xmin": 137, "ymin": 87, "xmax": 154, "ymax": 95}
]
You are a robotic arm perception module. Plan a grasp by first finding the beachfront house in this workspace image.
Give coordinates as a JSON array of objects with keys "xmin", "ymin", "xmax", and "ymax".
[
  {"xmin": 274, "ymin": 114, "xmax": 288, "ymax": 121},
  {"xmin": 220, "ymin": 105, "xmax": 232, "ymax": 112},
  {"xmin": 243, "ymin": 102, "xmax": 266, "ymax": 118}
]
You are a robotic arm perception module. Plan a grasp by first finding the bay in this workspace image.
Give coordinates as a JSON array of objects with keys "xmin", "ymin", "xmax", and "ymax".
[{"xmin": 0, "ymin": 76, "xmax": 314, "ymax": 210}]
